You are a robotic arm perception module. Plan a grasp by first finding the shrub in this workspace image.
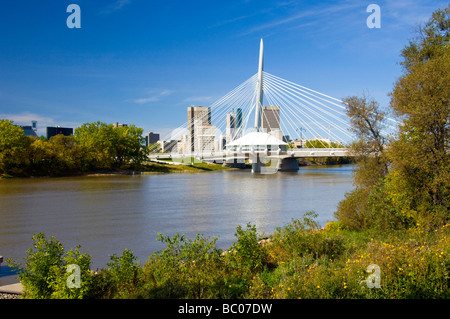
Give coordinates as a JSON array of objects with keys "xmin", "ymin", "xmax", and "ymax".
[
  {"xmin": 270, "ymin": 212, "xmax": 346, "ymax": 263},
  {"xmin": 140, "ymin": 232, "xmax": 224, "ymax": 298},
  {"xmin": 7, "ymin": 233, "xmax": 93, "ymax": 299},
  {"xmin": 48, "ymin": 246, "xmax": 93, "ymax": 299},
  {"xmin": 104, "ymin": 249, "xmax": 142, "ymax": 298},
  {"xmin": 227, "ymin": 223, "xmax": 267, "ymax": 273},
  {"xmin": 334, "ymin": 188, "xmax": 371, "ymax": 231}
]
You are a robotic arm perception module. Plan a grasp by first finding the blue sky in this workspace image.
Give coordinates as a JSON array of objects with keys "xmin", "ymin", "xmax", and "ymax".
[{"xmin": 0, "ymin": 0, "xmax": 447, "ymax": 137}]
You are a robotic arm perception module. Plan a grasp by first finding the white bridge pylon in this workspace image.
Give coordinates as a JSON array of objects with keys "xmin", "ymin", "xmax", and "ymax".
[{"xmin": 149, "ymin": 39, "xmax": 397, "ymax": 173}]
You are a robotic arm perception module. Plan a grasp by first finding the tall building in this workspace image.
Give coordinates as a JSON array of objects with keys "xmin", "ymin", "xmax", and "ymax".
[
  {"xmin": 187, "ymin": 106, "xmax": 212, "ymax": 152},
  {"xmin": 196, "ymin": 125, "xmax": 216, "ymax": 152},
  {"xmin": 226, "ymin": 107, "xmax": 243, "ymax": 143},
  {"xmin": 145, "ymin": 132, "xmax": 160, "ymax": 147},
  {"xmin": 46, "ymin": 127, "xmax": 73, "ymax": 140},
  {"xmin": 215, "ymin": 134, "xmax": 227, "ymax": 151},
  {"xmin": 158, "ymin": 140, "xmax": 178, "ymax": 153},
  {"xmin": 177, "ymin": 134, "xmax": 188, "ymax": 154},
  {"xmin": 261, "ymin": 105, "xmax": 280, "ymax": 132},
  {"xmin": 19, "ymin": 121, "xmax": 38, "ymax": 137}
]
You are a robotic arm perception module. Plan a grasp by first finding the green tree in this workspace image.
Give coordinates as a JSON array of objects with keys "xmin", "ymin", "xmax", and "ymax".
[
  {"xmin": 74, "ymin": 122, "xmax": 116, "ymax": 170},
  {"xmin": 388, "ymin": 5, "xmax": 449, "ymax": 225},
  {"xmin": 48, "ymin": 134, "xmax": 84, "ymax": 173},
  {"xmin": 399, "ymin": 6, "xmax": 449, "ymax": 72},
  {"xmin": 334, "ymin": 95, "xmax": 393, "ymax": 230},
  {"xmin": 7, "ymin": 233, "xmax": 94, "ymax": 299},
  {"xmin": 336, "ymin": 6, "xmax": 450, "ymax": 231},
  {"xmin": 28, "ymin": 138, "xmax": 57, "ymax": 176},
  {"xmin": 74, "ymin": 122, "xmax": 147, "ymax": 170},
  {"xmin": 304, "ymin": 139, "xmax": 343, "ymax": 148},
  {"xmin": 342, "ymin": 95, "xmax": 389, "ymax": 188},
  {"xmin": 0, "ymin": 119, "xmax": 32, "ymax": 176},
  {"xmin": 113, "ymin": 125, "xmax": 147, "ymax": 168}
]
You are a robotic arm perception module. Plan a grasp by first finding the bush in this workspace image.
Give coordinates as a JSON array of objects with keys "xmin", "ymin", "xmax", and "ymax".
[
  {"xmin": 139, "ymin": 233, "xmax": 224, "ymax": 298},
  {"xmin": 334, "ymin": 188, "xmax": 371, "ymax": 231},
  {"xmin": 48, "ymin": 246, "xmax": 93, "ymax": 299},
  {"xmin": 7, "ymin": 233, "xmax": 93, "ymax": 299},
  {"xmin": 88, "ymin": 249, "xmax": 142, "ymax": 299},
  {"xmin": 227, "ymin": 223, "xmax": 267, "ymax": 273},
  {"xmin": 270, "ymin": 212, "xmax": 346, "ymax": 263}
]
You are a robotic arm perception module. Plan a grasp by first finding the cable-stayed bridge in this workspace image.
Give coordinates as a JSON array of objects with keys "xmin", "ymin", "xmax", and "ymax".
[{"xmin": 148, "ymin": 39, "xmax": 398, "ymax": 173}]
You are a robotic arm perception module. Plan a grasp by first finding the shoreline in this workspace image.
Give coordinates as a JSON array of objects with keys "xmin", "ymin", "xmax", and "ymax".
[
  {"xmin": 0, "ymin": 160, "xmax": 353, "ymax": 180},
  {"xmin": 0, "ymin": 161, "xmax": 238, "ymax": 179},
  {"xmin": 3, "ymin": 220, "xmax": 448, "ymax": 299}
]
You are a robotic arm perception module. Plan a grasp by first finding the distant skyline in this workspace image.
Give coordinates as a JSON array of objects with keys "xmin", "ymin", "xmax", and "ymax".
[{"xmin": 0, "ymin": 0, "xmax": 447, "ymax": 137}]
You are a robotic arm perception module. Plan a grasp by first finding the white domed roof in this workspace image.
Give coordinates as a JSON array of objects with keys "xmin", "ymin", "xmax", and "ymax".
[{"xmin": 226, "ymin": 131, "xmax": 287, "ymax": 147}]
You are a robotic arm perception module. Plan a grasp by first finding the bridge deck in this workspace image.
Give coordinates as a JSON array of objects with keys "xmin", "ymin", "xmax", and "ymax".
[{"xmin": 148, "ymin": 148, "xmax": 351, "ymax": 161}]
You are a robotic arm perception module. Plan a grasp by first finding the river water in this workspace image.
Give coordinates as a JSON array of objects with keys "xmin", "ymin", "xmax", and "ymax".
[{"xmin": 0, "ymin": 165, "xmax": 354, "ymax": 274}]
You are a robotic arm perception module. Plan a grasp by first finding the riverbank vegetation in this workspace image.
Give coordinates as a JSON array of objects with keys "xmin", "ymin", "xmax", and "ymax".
[
  {"xmin": 0, "ymin": 121, "xmax": 148, "ymax": 178},
  {"xmin": 6, "ymin": 211, "xmax": 449, "ymax": 299},
  {"xmin": 0, "ymin": 119, "xmax": 348, "ymax": 178},
  {"xmin": 141, "ymin": 161, "xmax": 233, "ymax": 173},
  {"xmin": 335, "ymin": 5, "xmax": 449, "ymax": 232},
  {"xmin": 4, "ymin": 5, "xmax": 450, "ymax": 299}
]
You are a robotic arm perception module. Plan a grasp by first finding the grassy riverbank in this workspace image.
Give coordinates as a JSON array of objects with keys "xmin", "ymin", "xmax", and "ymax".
[
  {"xmin": 140, "ymin": 161, "xmax": 237, "ymax": 173},
  {"xmin": 0, "ymin": 161, "xmax": 236, "ymax": 178},
  {"xmin": 7, "ymin": 212, "xmax": 449, "ymax": 299}
]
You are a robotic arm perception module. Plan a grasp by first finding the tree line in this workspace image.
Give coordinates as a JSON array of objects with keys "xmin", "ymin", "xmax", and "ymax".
[
  {"xmin": 335, "ymin": 5, "xmax": 449, "ymax": 231},
  {"xmin": 0, "ymin": 121, "xmax": 148, "ymax": 177}
]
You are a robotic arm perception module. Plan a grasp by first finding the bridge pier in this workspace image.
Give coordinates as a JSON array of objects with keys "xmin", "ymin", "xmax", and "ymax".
[
  {"xmin": 251, "ymin": 154, "xmax": 264, "ymax": 173},
  {"xmin": 278, "ymin": 157, "xmax": 299, "ymax": 172}
]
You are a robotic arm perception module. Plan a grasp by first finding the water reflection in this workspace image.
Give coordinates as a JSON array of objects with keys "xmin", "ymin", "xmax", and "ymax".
[{"xmin": 0, "ymin": 165, "xmax": 354, "ymax": 271}]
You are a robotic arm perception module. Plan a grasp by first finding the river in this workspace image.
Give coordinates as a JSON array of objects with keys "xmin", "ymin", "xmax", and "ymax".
[{"xmin": 0, "ymin": 165, "xmax": 354, "ymax": 276}]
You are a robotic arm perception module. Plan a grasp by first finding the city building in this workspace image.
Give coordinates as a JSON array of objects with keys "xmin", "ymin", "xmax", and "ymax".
[
  {"xmin": 261, "ymin": 105, "xmax": 280, "ymax": 132},
  {"xmin": 268, "ymin": 129, "xmax": 283, "ymax": 141},
  {"xmin": 215, "ymin": 134, "xmax": 227, "ymax": 151},
  {"xmin": 293, "ymin": 138, "xmax": 307, "ymax": 149},
  {"xmin": 158, "ymin": 140, "xmax": 178, "ymax": 153},
  {"xmin": 226, "ymin": 107, "xmax": 243, "ymax": 143},
  {"xmin": 187, "ymin": 106, "xmax": 212, "ymax": 152},
  {"xmin": 177, "ymin": 134, "xmax": 188, "ymax": 154},
  {"xmin": 145, "ymin": 132, "xmax": 160, "ymax": 147},
  {"xmin": 195, "ymin": 125, "xmax": 216, "ymax": 152},
  {"xmin": 113, "ymin": 122, "xmax": 128, "ymax": 128},
  {"xmin": 46, "ymin": 127, "xmax": 73, "ymax": 140},
  {"xmin": 19, "ymin": 121, "xmax": 38, "ymax": 137}
]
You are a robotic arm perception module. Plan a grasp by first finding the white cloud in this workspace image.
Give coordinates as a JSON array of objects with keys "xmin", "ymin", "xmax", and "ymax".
[
  {"xmin": 131, "ymin": 89, "xmax": 174, "ymax": 104},
  {"xmin": 100, "ymin": 0, "xmax": 132, "ymax": 14},
  {"xmin": 239, "ymin": 1, "xmax": 362, "ymax": 36},
  {"xmin": 113, "ymin": 0, "xmax": 132, "ymax": 10}
]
